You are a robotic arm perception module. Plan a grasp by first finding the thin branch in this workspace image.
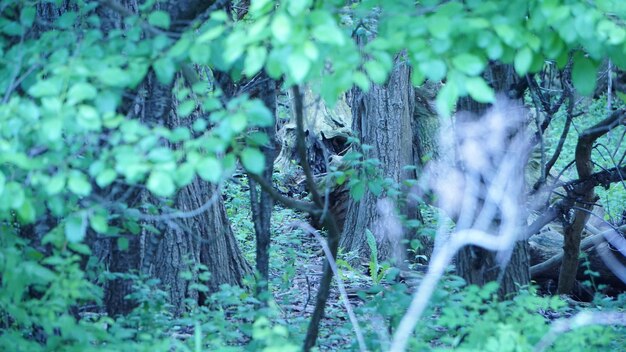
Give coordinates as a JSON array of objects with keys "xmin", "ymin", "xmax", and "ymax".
[
  {"xmin": 534, "ymin": 311, "xmax": 626, "ymax": 352},
  {"xmin": 295, "ymin": 222, "xmax": 367, "ymax": 352},
  {"xmin": 247, "ymin": 171, "xmax": 320, "ymax": 215},
  {"xmin": 545, "ymin": 82, "xmax": 574, "ymax": 177},
  {"xmin": 530, "ymin": 224, "xmax": 626, "ymax": 276},
  {"xmin": 292, "ymin": 85, "xmax": 324, "ymax": 208}
]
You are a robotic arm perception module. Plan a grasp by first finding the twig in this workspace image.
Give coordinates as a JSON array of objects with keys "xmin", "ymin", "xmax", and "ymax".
[
  {"xmin": 534, "ymin": 311, "xmax": 626, "ymax": 352},
  {"xmin": 247, "ymin": 172, "xmax": 320, "ymax": 215}
]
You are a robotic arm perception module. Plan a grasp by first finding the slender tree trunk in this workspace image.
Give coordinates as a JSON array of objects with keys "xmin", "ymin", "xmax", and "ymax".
[
  {"xmin": 248, "ymin": 74, "xmax": 277, "ymax": 299},
  {"xmin": 410, "ymin": 83, "xmax": 440, "ymax": 258}
]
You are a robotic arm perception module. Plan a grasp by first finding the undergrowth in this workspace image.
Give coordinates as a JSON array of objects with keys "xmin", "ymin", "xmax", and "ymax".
[{"xmin": 1, "ymin": 178, "xmax": 624, "ymax": 351}]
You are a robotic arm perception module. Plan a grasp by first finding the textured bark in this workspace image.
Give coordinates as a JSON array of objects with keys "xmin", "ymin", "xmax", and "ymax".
[
  {"xmin": 340, "ymin": 63, "xmax": 416, "ymax": 263},
  {"xmin": 410, "ymin": 83, "xmax": 440, "ymax": 257},
  {"xmin": 275, "ymin": 87, "xmax": 352, "ymax": 177},
  {"xmin": 248, "ymin": 74, "xmax": 277, "ymax": 298},
  {"xmin": 556, "ymin": 110, "xmax": 625, "ymax": 293},
  {"xmin": 275, "ymin": 87, "xmax": 352, "ymax": 231},
  {"xmin": 530, "ymin": 226, "xmax": 626, "ymax": 291},
  {"xmin": 455, "ymin": 64, "xmax": 531, "ymax": 298},
  {"xmin": 104, "ymin": 222, "xmax": 142, "ymax": 316},
  {"xmin": 214, "ymin": 60, "xmax": 278, "ymax": 298},
  {"xmin": 99, "ymin": 1, "xmax": 251, "ymax": 316}
]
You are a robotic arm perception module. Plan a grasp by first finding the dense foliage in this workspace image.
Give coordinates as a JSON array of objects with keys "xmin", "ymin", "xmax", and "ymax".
[{"xmin": 1, "ymin": 0, "xmax": 626, "ymax": 351}]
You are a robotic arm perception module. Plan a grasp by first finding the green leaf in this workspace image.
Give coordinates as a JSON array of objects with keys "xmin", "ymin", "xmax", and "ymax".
[
  {"xmin": 169, "ymin": 37, "xmax": 191, "ymax": 58},
  {"xmin": 247, "ymin": 131, "xmax": 270, "ymax": 146},
  {"xmin": 247, "ymin": 100, "xmax": 274, "ymax": 127},
  {"xmin": 68, "ymin": 171, "xmax": 92, "ymax": 196},
  {"xmin": 266, "ymin": 49, "xmax": 285, "ymax": 79},
  {"xmin": 486, "ymin": 40, "xmax": 503, "ymax": 60},
  {"xmin": 229, "ymin": 113, "xmax": 248, "ymax": 133},
  {"xmin": 353, "ymin": 71, "xmax": 371, "ymax": 91},
  {"xmin": 178, "ymin": 100, "xmax": 196, "ymax": 118},
  {"xmin": 287, "ymin": 52, "xmax": 310, "ymax": 83},
  {"xmin": 148, "ymin": 11, "xmax": 171, "ymax": 29},
  {"xmin": 419, "ymin": 59, "xmax": 447, "ymax": 82},
  {"xmin": 514, "ymin": 47, "xmax": 533, "ymax": 76},
  {"xmin": 250, "ymin": 0, "xmax": 272, "ymax": 15},
  {"xmin": 96, "ymin": 169, "xmax": 117, "ymax": 188},
  {"xmin": 46, "ymin": 174, "xmax": 65, "ymax": 195},
  {"xmin": 3, "ymin": 182, "xmax": 24, "ymax": 209},
  {"xmin": 364, "ymin": 60, "xmax": 387, "ymax": 84},
  {"xmin": 197, "ymin": 156, "xmax": 222, "ymax": 183},
  {"xmin": 90, "ymin": 214, "xmax": 109, "ymax": 233},
  {"xmin": 365, "ymin": 229, "xmax": 378, "ymax": 275},
  {"xmin": 20, "ymin": 8, "xmax": 36, "ymax": 28},
  {"xmin": 244, "ymin": 46, "xmax": 268, "ymax": 77},
  {"xmin": 436, "ymin": 82, "xmax": 458, "ymax": 117},
  {"xmin": 65, "ymin": 213, "xmax": 86, "ymax": 243},
  {"xmin": 192, "ymin": 118, "xmax": 208, "ymax": 132},
  {"xmin": 465, "ymin": 77, "xmax": 495, "ymax": 103},
  {"xmin": 189, "ymin": 43, "xmax": 211, "ymax": 65},
  {"xmin": 147, "ymin": 171, "xmax": 176, "ymax": 197},
  {"xmin": 175, "ymin": 162, "xmax": 195, "ymax": 187},
  {"xmin": 411, "ymin": 69, "xmax": 425, "ymax": 87},
  {"xmin": 288, "ymin": 0, "xmax": 311, "ymax": 15},
  {"xmin": 98, "ymin": 67, "xmax": 129, "ymax": 87},
  {"xmin": 67, "ymin": 82, "xmax": 97, "ymax": 105},
  {"xmin": 28, "ymin": 80, "xmax": 62, "ymax": 97},
  {"xmin": 18, "ymin": 100, "xmax": 39, "ymax": 121},
  {"xmin": 0, "ymin": 171, "xmax": 5, "ymax": 197},
  {"xmin": 427, "ymin": 16, "xmax": 450, "ymax": 40},
  {"xmin": 153, "ymin": 58, "xmax": 176, "ymax": 84},
  {"xmin": 572, "ymin": 52, "xmax": 597, "ymax": 96},
  {"xmin": 271, "ymin": 14, "xmax": 291, "ymax": 43},
  {"xmin": 197, "ymin": 25, "xmax": 225, "ymax": 43},
  {"xmin": 313, "ymin": 23, "xmax": 345, "ymax": 46},
  {"xmin": 452, "ymin": 54, "xmax": 485, "ymax": 76},
  {"xmin": 17, "ymin": 199, "xmax": 36, "ymax": 224},
  {"xmin": 77, "ymin": 105, "xmax": 101, "ymax": 130},
  {"xmin": 350, "ymin": 179, "xmax": 366, "ymax": 201},
  {"xmin": 117, "ymin": 237, "xmax": 129, "ymax": 251},
  {"xmin": 56, "ymin": 11, "xmax": 77, "ymax": 29},
  {"xmin": 241, "ymin": 148, "xmax": 265, "ymax": 175}
]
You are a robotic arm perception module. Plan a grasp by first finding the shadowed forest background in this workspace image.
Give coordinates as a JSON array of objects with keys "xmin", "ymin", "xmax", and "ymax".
[{"xmin": 1, "ymin": 0, "xmax": 626, "ymax": 351}]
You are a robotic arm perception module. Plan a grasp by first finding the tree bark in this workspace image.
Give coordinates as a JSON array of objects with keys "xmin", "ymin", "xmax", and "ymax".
[
  {"xmin": 455, "ymin": 64, "xmax": 531, "ymax": 298},
  {"xmin": 340, "ymin": 62, "xmax": 416, "ymax": 264},
  {"xmin": 247, "ymin": 74, "xmax": 278, "ymax": 299},
  {"xmin": 410, "ymin": 83, "xmax": 440, "ymax": 258},
  {"xmin": 557, "ymin": 110, "xmax": 625, "ymax": 293},
  {"xmin": 98, "ymin": 0, "xmax": 251, "ymax": 316}
]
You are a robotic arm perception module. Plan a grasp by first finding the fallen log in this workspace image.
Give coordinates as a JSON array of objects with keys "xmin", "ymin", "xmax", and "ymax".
[{"xmin": 530, "ymin": 224, "xmax": 626, "ymax": 292}]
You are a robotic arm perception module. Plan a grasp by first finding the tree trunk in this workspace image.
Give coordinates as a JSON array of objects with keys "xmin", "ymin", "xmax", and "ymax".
[
  {"xmin": 410, "ymin": 82, "xmax": 440, "ymax": 258},
  {"xmin": 455, "ymin": 64, "xmax": 530, "ymax": 297},
  {"xmin": 340, "ymin": 63, "xmax": 416, "ymax": 263},
  {"xmin": 100, "ymin": 1, "xmax": 251, "ymax": 316},
  {"xmin": 247, "ymin": 74, "xmax": 277, "ymax": 299}
]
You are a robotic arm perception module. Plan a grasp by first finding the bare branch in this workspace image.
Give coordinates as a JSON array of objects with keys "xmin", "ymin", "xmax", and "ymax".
[{"xmin": 534, "ymin": 311, "xmax": 626, "ymax": 352}]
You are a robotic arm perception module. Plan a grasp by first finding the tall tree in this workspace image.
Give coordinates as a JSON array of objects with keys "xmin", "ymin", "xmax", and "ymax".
[
  {"xmin": 82, "ymin": 0, "xmax": 253, "ymax": 316},
  {"xmin": 454, "ymin": 64, "xmax": 531, "ymax": 296},
  {"xmin": 339, "ymin": 62, "xmax": 416, "ymax": 263}
]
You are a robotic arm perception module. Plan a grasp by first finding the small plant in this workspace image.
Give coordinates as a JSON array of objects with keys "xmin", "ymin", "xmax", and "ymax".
[{"xmin": 365, "ymin": 229, "xmax": 390, "ymax": 285}]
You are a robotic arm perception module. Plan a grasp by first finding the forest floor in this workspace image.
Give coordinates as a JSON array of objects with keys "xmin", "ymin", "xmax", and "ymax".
[
  {"xmin": 223, "ymin": 177, "xmax": 626, "ymax": 351},
  {"xmin": 226, "ymin": 179, "xmax": 377, "ymax": 350}
]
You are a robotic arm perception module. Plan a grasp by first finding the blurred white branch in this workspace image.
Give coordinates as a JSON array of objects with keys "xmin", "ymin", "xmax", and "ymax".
[{"xmin": 533, "ymin": 311, "xmax": 626, "ymax": 352}]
